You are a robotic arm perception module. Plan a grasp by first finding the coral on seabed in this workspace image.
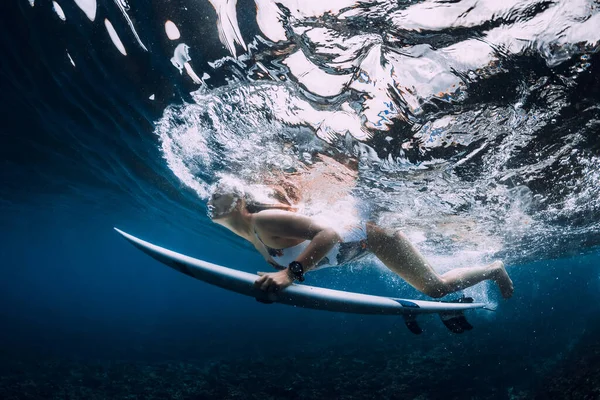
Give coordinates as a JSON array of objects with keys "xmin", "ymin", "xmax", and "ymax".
[{"xmin": 534, "ymin": 325, "xmax": 600, "ymax": 400}]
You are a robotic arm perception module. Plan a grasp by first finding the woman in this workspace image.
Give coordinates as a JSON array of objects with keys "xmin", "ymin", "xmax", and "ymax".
[{"xmin": 207, "ymin": 179, "xmax": 514, "ymax": 299}]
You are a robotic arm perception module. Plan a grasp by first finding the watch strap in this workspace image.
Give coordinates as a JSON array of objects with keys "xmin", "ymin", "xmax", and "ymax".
[{"xmin": 288, "ymin": 261, "xmax": 305, "ymax": 282}]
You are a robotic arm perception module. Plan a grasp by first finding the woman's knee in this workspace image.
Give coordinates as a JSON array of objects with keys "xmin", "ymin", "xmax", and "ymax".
[{"xmin": 422, "ymin": 288, "xmax": 447, "ymax": 299}]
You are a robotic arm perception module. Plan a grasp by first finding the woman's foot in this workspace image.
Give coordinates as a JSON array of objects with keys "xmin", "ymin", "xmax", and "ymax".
[{"xmin": 490, "ymin": 261, "xmax": 514, "ymax": 299}]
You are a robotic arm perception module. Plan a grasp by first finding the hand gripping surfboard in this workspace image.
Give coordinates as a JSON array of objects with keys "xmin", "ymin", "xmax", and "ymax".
[{"xmin": 115, "ymin": 228, "xmax": 494, "ymax": 334}]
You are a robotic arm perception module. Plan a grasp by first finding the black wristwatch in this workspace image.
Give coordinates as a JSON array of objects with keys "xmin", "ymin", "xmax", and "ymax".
[{"xmin": 288, "ymin": 261, "xmax": 305, "ymax": 282}]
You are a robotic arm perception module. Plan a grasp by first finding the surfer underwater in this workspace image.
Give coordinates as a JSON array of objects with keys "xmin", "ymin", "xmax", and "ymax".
[{"xmin": 206, "ymin": 166, "xmax": 514, "ymax": 301}]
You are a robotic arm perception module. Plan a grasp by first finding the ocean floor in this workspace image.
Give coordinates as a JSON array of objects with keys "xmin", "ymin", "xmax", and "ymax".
[{"xmin": 2, "ymin": 328, "xmax": 598, "ymax": 400}]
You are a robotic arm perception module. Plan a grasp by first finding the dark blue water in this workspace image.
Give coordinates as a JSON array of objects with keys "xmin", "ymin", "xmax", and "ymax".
[{"xmin": 1, "ymin": 1, "xmax": 599, "ymax": 398}]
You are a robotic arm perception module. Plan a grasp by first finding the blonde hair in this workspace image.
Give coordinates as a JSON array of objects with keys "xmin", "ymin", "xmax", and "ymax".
[{"xmin": 211, "ymin": 176, "xmax": 299, "ymax": 214}]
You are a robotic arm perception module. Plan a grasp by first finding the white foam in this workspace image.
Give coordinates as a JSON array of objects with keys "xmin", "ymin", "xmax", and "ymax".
[
  {"xmin": 315, "ymin": 111, "xmax": 370, "ymax": 142},
  {"xmin": 260, "ymin": 0, "xmax": 600, "ymax": 135},
  {"xmin": 113, "ymin": 0, "xmax": 148, "ymax": 51},
  {"xmin": 165, "ymin": 20, "xmax": 181, "ymax": 40},
  {"xmin": 170, "ymin": 43, "xmax": 191, "ymax": 73},
  {"xmin": 170, "ymin": 43, "xmax": 204, "ymax": 84},
  {"xmin": 390, "ymin": 0, "xmax": 541, "ymax": 32},
  {"xmin": 52, "ymin": 1, "xmax": 66, "ymax": 21},
  {"xmin": 66, "ymin": 51, "xmax": 75, "ymax": 67},
  {"xmin": 157, "ymin": 109, "xmax": 212, "ymax": 199},
  {"xmin": 104, "ymin": 19, "xmax": 127, "ymax": 56},
  {"xmin": 208, "ymin": 0, "xmax": 247, "ymax": 57},
  {"xmin": 276, "ymin": 0, "xmax": 359, "ymax": 18},
  {"xmin": 184, "ymin": 63, "xmax": 202, "ymax": 84},
  {"xmin": 255, "ymin": 0, "xmax": 286, "ymax": 42},
  {"xmin": 74, "ymin": 0, "xmax": 96, "ymax": 22},
  {"xmin": 283, "ymin": 51, "xmax": 351, "ymax": 97}
]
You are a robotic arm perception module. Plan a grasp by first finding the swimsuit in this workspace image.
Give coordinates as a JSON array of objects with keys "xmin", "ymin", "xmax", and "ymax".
[{"xmin": 254, "ymin": 221, "xmax": 370, "ymax": 270}]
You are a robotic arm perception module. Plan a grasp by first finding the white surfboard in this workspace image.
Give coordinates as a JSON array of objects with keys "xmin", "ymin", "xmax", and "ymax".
[{"xmin": 115, "ymin": 228, "xmax": 493, "ymax": 334}]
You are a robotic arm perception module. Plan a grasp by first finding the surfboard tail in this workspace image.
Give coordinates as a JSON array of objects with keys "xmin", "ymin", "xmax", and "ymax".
[
  {"xmin": 401, "ymin": 311, "xmax": 475, "ymax": 335},
  {"xmin": 402, "ymin": 311, "xmax": 476, "ymax": 335},
  {"xmin": 401, "ymin": 296, "xmax": 479, "ymax": 335}
]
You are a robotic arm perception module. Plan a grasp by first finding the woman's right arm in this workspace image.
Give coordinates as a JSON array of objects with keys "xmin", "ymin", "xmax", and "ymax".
[{"xmin": 253, "ymin": 211, "xmax": 341, "ymax": 272}]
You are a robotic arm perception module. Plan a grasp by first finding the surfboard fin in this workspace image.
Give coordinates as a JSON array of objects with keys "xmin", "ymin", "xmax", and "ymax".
[
  {"xmin": 403, "ymin": 314, "xmax": 423, "ymax": 335},
  {"xmin": 435, "ymin": 295, "xmax": 474, "ymax": 333},
  {"xmin": 439, "ymin": 312, "xmax": 474, "ymax": 333}
]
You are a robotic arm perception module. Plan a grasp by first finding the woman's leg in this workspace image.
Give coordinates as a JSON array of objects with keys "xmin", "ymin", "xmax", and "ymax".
[{"xmin": 365, "ymin": 223, "xmax": 513, "ymax": 299}]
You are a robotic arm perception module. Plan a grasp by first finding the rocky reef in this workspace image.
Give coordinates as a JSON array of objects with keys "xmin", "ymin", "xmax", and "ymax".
[
  {"xmin": 1, "ymin": 321, "xmax": 599, "ymax": 400},
  {"xmin": 534, "ymin": 323, "xmax": 600, "ymax": 399}
]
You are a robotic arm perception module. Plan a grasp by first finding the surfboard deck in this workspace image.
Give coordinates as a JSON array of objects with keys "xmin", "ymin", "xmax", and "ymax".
[{"xmin": 115, "ymin": 228, "xmax": 492, "ymax": 333}]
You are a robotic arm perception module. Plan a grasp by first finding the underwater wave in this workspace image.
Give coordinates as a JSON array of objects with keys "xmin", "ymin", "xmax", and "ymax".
[
  {"xmin": 7, "ymin": 0, "xmax": 600, "ymax": 265},
  {"xmin": 155, "ymin": 0, "xmax": 600, "ymax": 264}
]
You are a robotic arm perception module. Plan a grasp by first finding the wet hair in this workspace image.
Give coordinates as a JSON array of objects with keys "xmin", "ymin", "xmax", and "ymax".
[{"xmin": 210, "ymin": 177, "xmax": 298, "ymax": 215}]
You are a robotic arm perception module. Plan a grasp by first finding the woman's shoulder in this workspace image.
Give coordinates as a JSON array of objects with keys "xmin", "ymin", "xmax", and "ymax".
[{"xmin": 252, "ymin": 209, "xmax": 311, "ymax": 229}]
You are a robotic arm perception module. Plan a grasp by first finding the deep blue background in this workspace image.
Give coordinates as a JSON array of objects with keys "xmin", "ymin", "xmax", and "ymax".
[{"xmin": 0, "ymin": 3, "xmax": 599, "ymax": 396}]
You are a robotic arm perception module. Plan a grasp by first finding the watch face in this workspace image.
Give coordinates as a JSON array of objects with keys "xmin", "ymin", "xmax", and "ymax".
[
  {"xmin": 289, "ymin": 262, "xmax": 305, "ymax": 282},
  {"xmin": 289, "ymin": 262, "xmax": 303, "ymax": 276}
]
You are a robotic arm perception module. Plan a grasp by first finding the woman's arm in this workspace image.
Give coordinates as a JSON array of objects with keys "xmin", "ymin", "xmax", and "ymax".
[
  {"xmin": 253, "ymin": 210, "xmax": 342, "ymax": 271},
  {"xmin": 253, "ymin": 211, "xmax": 341, "ymax": 292}
]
